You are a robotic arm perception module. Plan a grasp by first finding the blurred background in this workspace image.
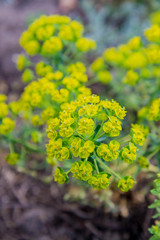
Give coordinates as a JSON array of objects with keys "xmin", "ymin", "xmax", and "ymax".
[
  {"xmin": 1, "ymin": 0, "xmax": 160, "ymax": 94},
  {"xmin": 0, "ymin": 0, "xmax": 159, "ymax": 239}
]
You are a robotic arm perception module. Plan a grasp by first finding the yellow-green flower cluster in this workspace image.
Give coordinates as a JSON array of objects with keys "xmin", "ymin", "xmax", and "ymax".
[
  {"xmin": 122, "ymin": 70, "xmax": 139, "ymax": 86},
  {"xmin": 88, "ymin": 172, "xmax": 111, "ymax": 189},
  {"xmin": 6, "ymin": 153, "xmax": 19, "ymax": 165},
  {"xmin": 137, "ymin": 156, "xmax": 149, "ymax": 168},
  {"xmin": 0, "ymin": 95, "xmax": 15, "ymax": 135},
  {"xmin": 119, "ymin": 124, "xmax": 148, "ymax": 164},
  {"xmin": 97, "ymin": 140, "xmax": 120, "ymax": 161},
  {"xmin": 148, "ymin": 97, "xmax": 160, "ymax": 121},
  {"xmin": 117, "ymin": 176, "xmax": 136, "ymax": 192},
  {"xmin": 90, "ymin": 21, "xmax": 160, "ymax": 105},
  {"xmin": 46, "ymin": 94, "xmax": 139, "ymax": 190},
  {"xmin": 120, "ymin": 142, "xmax": 137, "ymax": 164},
  {"xmin": 11, "ymin": 61, "xmax": 92, "ymax": 128},
  {"xmin": 70, "ymin": 161, "xmax": 94, "ymax": 181},
  {"xmin": 138, "ymin": 97, "xmax": 160, "ymax": 122},
  {"xmin": 130, "ymin": 124, "xmax": 149, "ymax": 146},
  {"xmin": 0, "ymin": 117, "xmax": 15, "ymax": 135},
  {"xmin": 19, "ymin": 15, "xmax": 96, "ymax": 57},
  {"xmin": 54, "ymin": 167, "xmax": 69, "ymax": 184},
  {"xmin": 145, "ymin": 24, "xmax": 160, "ymax": 43},
  {"xmin": 17, "ymin": 54, "xmax": 29, "ymax": 71}
]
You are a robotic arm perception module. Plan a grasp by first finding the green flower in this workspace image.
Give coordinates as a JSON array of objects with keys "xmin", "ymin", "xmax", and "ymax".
[
  {"xmin": 118, "ymin": 176, "xmax": 136, "ymax": 192},
  {"xmin": 54, "ymin": 167, "xmax": 69, "ymax": 184}
]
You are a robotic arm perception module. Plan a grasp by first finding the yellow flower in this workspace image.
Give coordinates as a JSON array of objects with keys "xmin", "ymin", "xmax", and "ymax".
[
  {"xmin": 36, "ymin": 24, "xmax": 55, "ymax": 41},
  {"xmin": 59, "ymin": 126, "xmax": 74, "ymax": 138},
  {"xmin": 54, "ymin": 167, "xmax": 69, "ymax": 184},
  {"xmin": 97, "ymin": 144, "xmax": 113, "ymax": 161},
  {"xmin": 120, "ymin": 142, "xmax": 137, "ymax": 164},
  {"xmin": 17, "ymin": 54, "xmax": 27, "ymax": 71},
  {"xmin": 77, "ymin": 117, "xmax": 95, "ymax": 136},
  {"xmin": 148, "ymin": 97, "xmax": 160, "ymax": 121},
  {"xmin": 145, "ymin": 25, "xmax": 160, "ymax": 43},
  {"xmin": 76, "ymin": 38, "xmax": 96, "ymax": 52},
  {"xmin": 0, "ymin": 117, "xmax": 15, "ymax": 135},
  {"xmin": 79, "ymin": 140, "xmax": 95, "ymax": 158},
  {"xmin": 71, "ymin": 161, "xmax": 93, "ymax": 181},
  {"xmin": 127, "ymin": 36, "xmax": 141, "ymax": 50},
  {"xmin": 67, "ymin": 62, "xmax": 86, "ymax": 74},
  {"xmin": 22, "ymin": 69, "xmax": 34, "ymax": 83},
  {"xmin": 137, "ymin": 156, "xmax": 149, "ymax": 168},
  {"xmin": 31, "ymin": 115, "xmax": 41, "ymax": 126},
  {"xmin": 131, "ymin": 124, "xmax": 148, "ymax": 146},
  {"xmin": 118, "ymin": 176, "xmax": 136, "ymax": 192},
  {"xmin": 70, "ymin": 137, "xmax": 82, "ymax": 157},
  {"xmin": 124, "ymin": 52, "xmax": 147, "ymax": 69},
  {"xmin": 0, "ymin": 102, "xmax": 8, "ymax": 118},
  {"xmin": 24, "ymin": 40, "xmax": 40, "ymax": 56},
  {"xmin": 35, "ymin": 62, "xmax": 52, "ymax": 77},
  {"xmin": 41, "ymin": 107, "xmax": 56, "ymax": 123},
  {"xmin": 88, "ymin": 173, "xmax": 110, "ymax": 189},
  {"xmin": 41, "ymin": 37, "xmax": 63, "ymax": 54},
  {"xmin": 97, "ymin": 70, "xmax": 112, "ymax": 84},
  {"xmin": 103, "ymin": 47, "xmax": 124, "ymax": 65},
  {"xmin": 103, "ymin": 116, "xmax": 122, "ymax": 137},
  {"xmin": 123, "ymin": 70, "xmax": 139, "ymax": 86},
  {"xmin": 91, "ymin": 57, "xmax": 104, "ymax": 72},
  {"xmin": 6, "ymin": 153, "xmax": 19, "ymax": 165}
]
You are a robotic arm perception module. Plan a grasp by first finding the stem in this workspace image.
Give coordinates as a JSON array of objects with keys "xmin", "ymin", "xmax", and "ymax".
[
  {"xmin": 94, "ymin": 132, "xmax": 105, "ymax": 141},
  {"xmin": 94, "ymin": 123, "xmax": 105, "ymax": 140},
  {"xmin": 19, "ymin": 146, "xmax": 26, "ymax": 167},
  {"xmin": 147, "ymin": 147, "xmax": 160, "ymax": 160},
  {"xmin": 93, "ymin": 154, "xmax": 99, "ymax": 174},
  {"xmin": 5, "ymin": 135, "xmax": 45, "ymax": 154},
  {"xmin": 118, "ymin": 135, "xmax": 130, "ymax": 145},
  {"xmin": 95, "ymin": 152, "xmax": 121, "ymax": 179},
  {"xmin": 74, "ymin": 132, "xmax": 86, "ymax": 141},
  {"xmin": 9, "ymin": 142, "xmax": 14, "ymax": 153}
]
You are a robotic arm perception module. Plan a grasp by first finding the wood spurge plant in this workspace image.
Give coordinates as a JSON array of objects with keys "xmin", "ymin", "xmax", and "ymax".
[
  {"xmin": 149, "ymin": 174, "xmax": 160, "ymax": 240},
  {"xmin": 0, "ymin": 12, "xmax": 160, "ymax": 239}
]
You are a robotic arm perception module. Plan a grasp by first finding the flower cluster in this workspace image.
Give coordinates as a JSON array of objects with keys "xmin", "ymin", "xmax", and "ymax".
[
  {"xmin": 17, "ymin": 15, "xmax": 96, "ymax": 85},
  {"xmin": 2, "ymin": 15, "xmax": 97, "ymax": 170},
  {"xmin": 90, "ymin": 17, "xmax": 160, "ymax": 111},
  {"xmin": 0, "ymin": 95, "xmax": 15, "ymax": 135},
  {"xmin": 0, "ymin": 14, "xmax": 152, "ymax": 198},
  {"xmin": 20, "ymin": 15, "xmax": 96, "ymax": 56},
  {"xmin": 138, "ymin": 97, "xmax": 160, "ymax": 122},
  {"xmin": 46, "ymin": 94, "xmax": 145, "ymax": 191}
]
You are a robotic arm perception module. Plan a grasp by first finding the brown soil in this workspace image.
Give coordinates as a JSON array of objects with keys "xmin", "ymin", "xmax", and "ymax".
[{"xmin": 0, "ymin": 159, "xmax": 154, "ymax": 240}]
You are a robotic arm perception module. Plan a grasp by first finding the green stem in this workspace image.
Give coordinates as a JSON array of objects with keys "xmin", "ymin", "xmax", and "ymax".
[
  {"xmin": 118, "ymin": 135, "xmax": 130, "ymax": 145},
  {"xmin": 94, "ymin": 123, "xmax": 105, "ymax": 140},
  {"xmin": 147, "ymin": 147, "xmax": 160, "ymax": 160},
  {"xmin": 66, "ymin": 170, "xmax": 70, "ymax": 174},
  {"xmin": 5, "ymin": 135, "xmax": 45, "ymax": 154},
  {"xmin": 93, "ymin": 154, "xmax": 99, "ymax": 174},
  {"xmin": 94, "ymin": 132, "xmax": 105, "ymax": 141},
  {"xmin": 9, "ymin": 142, "xmax": 14, "ymax": 153},
  {"xmin": 95, "ymin": 152, "xmax": 121, "ymax": 179}
]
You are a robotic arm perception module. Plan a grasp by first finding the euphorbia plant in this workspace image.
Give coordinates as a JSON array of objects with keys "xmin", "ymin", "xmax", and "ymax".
[
  {"xmin": 90, "ymin": 11, "xmax": 160, "ymax": 111},
  {"xmin": 0, "ymin": 14, "xmax": 158, "ymax": 203},
  {"xmin": 46, "ymin": 94, "xmax": 148, "ymax": 191}
]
